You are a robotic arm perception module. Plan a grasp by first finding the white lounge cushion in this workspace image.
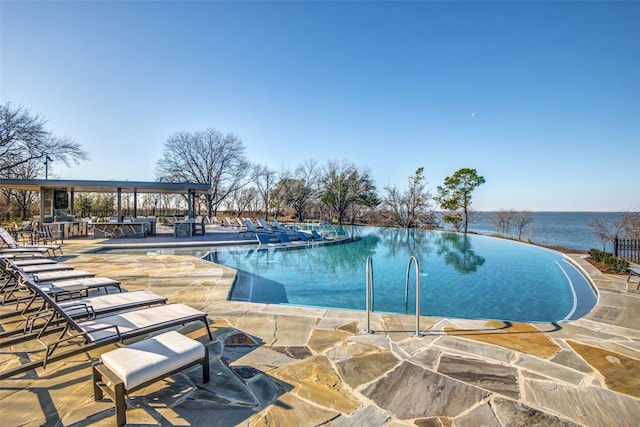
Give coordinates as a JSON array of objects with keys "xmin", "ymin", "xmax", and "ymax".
[
  {"xmin": 100, "ymin": 331, "xmax": 205, "ymax": 390},
  {"xmin": 19, "ymin": 264, "xmax": 74, "ymax": 273},
  {"xmin": 32, "ymin": 270, "xmax": 95, "ymax": 282},
  {"xmin": 59, "ymin": 290, "xmax": 165, "ymax": 315},
  {"xmin": 48, "ymin": 277, "xmax": 120, "ymax": 288},
  {"xmin": 81, "ymin": 303, "xmax": 205, "ymax": 342}
]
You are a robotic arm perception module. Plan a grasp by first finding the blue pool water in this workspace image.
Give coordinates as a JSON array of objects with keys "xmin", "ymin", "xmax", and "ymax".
[{"xmin": 204, "ymin": 227, "xmax": 597, "ymax": 323}]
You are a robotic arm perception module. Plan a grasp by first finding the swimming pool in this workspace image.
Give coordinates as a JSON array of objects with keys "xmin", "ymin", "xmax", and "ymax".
[
  {"xmin": 104, "ymin": 227, "xmax": 597, "ymax": 323},
  {"xmin": 204, "ymin": 227, "xmax": 597, "ymax": 323}
]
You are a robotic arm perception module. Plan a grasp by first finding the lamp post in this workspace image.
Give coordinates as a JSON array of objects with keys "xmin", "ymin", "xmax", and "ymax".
[{"xmin": 45, "ymin": 155, "xmax": 52, "ymax": 179}]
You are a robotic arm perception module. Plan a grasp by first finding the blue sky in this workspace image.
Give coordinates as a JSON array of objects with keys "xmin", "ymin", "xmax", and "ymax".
[{"xmin": 1, "ymin": 1, "xmax": 638, "ymax": 212}]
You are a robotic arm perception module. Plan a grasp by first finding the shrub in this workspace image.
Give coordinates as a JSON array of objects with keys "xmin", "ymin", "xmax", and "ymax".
[{"xmin": 588, "ymin": 249, "xmax": 630, "ymax": 273}]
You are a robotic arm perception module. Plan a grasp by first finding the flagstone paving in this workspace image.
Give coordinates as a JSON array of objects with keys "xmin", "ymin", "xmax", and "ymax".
[{"xmin": 1, "ymin": 232, "xmax": 639, "ymax": 426}]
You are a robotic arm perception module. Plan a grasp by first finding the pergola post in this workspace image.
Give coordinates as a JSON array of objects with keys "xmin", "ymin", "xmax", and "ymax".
[
  {"xmin": 69, "ymin": 189, "xmax": 75, "ymax": 216},
  {"xmin": 117, "ymin": 187, "xmax": 122, "ymax": 221},
  {"xmin": 39, "ymin": 187, "xmax": 46, "ymax": 224}
]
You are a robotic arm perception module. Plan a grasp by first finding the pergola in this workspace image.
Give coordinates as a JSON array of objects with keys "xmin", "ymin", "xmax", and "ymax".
[{"xmin": 0, "ymin": 178, "xmax": 211, "ymax": 222}]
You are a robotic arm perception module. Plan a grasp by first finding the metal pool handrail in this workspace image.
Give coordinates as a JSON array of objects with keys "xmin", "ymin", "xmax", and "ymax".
[
  {"xmin": 363, "ymin": 255, "xmax": 374, "ymax": 334},
  {"xmin": 364, "ymin": 255, "xmax": 423, "ymax": 336},
  {"xmin": 405, "ymin": 256, "xmax": 423, "ymax": 337}
]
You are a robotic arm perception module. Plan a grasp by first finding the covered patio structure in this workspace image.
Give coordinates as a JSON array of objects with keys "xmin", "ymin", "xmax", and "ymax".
[{"xmin": 0, "ymin": 178, "xmax": 211, "ymax": 238}]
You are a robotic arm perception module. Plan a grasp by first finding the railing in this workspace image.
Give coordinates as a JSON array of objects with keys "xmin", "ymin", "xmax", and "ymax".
[
  {"xmin": 363, "ymin": 255, "xmax": 374, "ymax": 334},
  {"xmin": 363, "ymin": 255, "xmax": 423, "ymax": 336},
  {"xmin": 405, "ymin": 256, "xmax": 423, "ymax": 337},
  {"xmin": 614, "ymin": 238, "xmax": 640, "ymax": 264}
]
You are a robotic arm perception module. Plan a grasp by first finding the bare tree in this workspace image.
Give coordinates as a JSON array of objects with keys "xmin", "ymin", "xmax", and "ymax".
[
  {"xmin": 620, "ymin": 209, "xmax": 640, "ymax": 239},
  {"xmin": 320, "ymin": 160, "xmax": 378, "ymax": 225},
  {"xmin": 381, "ymin": 167, "xmax": 434, "ymax": 228},
  {"xmin": 253, "ymin": 164, "xmax": 278, "ymax": 219},
  {"xmin": 0, "ymin": 102, "xmax": 89, "ymax": 177},
  {"xmin": 155, "ymin": 129, "xmax": 251, "ymax": 218},
  {"xmin": 589, "ymin": 215, "xmax": 628, "ymax": 251},
  {"xmin": 0, "ymin": 159, "xmax": 42, "ymax": 219},
  {"xmin": 270, "ymin": 160, "xmax": 320, "ymax": 222},
  {"xmin": 489, "ymin": 209, "xmax": 514, "ymax": 237},
  {"xmin": 514, "ymin": 210, "xmax": 534, "ymax": 241}
]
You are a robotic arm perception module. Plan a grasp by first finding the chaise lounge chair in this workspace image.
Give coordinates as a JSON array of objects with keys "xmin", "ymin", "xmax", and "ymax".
[
  {"xmin": 1, "ymin": 284, "xmax": 167, "ymax": 345},
  {"xmin": 1, "ymin": 264, "xmax": 122, "ymax": 306},
  {"xmin": 0, "ymin": 277, "xmax": 212, "ymax": 379},
  {"xmin": 628, "ymin": 267, "xmax": 640, "ymax": 290},
  {"xmin": 0, "ymin": 246, "xmax": 51, "ymax": 258},
  {"xmin": 256, "ymin": 218, "xmax": 276, "ymax": 232},
  {"xmin": 246, "ymin": 218, "xmax": 274, "ymax": 234},
  {"xmin": 9, "ymin": 258, "xmax": 58, "ymax": 267},
  {"xmin": 14, "ymin": 263, "xmax": 75, "ymax": 274},
  {"xmin": 255, "ymin": 232, "xmax": 281, "ymax": 247},
  {"xmin": 310, "ymin": 230, "xmax": 325, "ymax": 240},
  {"xmin": 0, "ymin": 227, "xmax": 63, "ymax": 256}
]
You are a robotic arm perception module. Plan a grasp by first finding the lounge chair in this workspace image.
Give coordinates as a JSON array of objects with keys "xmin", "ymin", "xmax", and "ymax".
[
  {"xmin": 34, "ymin": 224, "xmax": 62, "ymax": 245},
  {"xmin": 1, "ymin": 288, "xmax": 168, "ymax": 345},
  {"xmin": 0, "ymin": 227, "xmax": 62, "ymax": 256},
  {"xmin": 255, "ymin": 233, "xmax": 274, "ymax": 246},
  {"xmin": 1, "ymin": 262, "xmax": 122, "ymax": 305},
  {"xmin": 310, "ymin": 230, "xmax": 324, "ymax": 240},
  {"xmin": 272, "ymin": 219, "xmax": 290, "ymax": 232},
  {"xmin": 2, "ymin": 267, "xmax": 123, "ymax": 310},
  {"xmin": 31, "ymin": 269, "xmax": 97, "ymax": 283},
  {"xmin": 15, "ymin": 263, "xmax": 75, "ymax": 274},
  {"xmin": 255, "ymin": 233, "xmax": 293, "ymax": 248},
  {"xmin": 93, "ymin": 330, "xmax": 209, "ymax": 427},
  {"xmin": 628, "ymin": 267, "xmax": 640, "ymax": 290},
  {"xmin": 245, "ymin": 218, "xmax": 273, "ymax": 234},
  {"xmin": 0, "ymin": 258, "xmax": 80, "ymax": 302},
  {"xmin": 0, "ymin": 246, "xmax": 51, "ymax": 258},
  {"xmin": 296, "ymin": 230, "xmax": 313, "ymax": 241},
  {"xmin": 0, "ymin": 277, "xmax": 212, "ymax": 378},
  {"xmin": 277, "ymin": 232, "xmax": 291, "ymax": 243},
  {"xmin": 276, "ymin": 232, "xmax": 308, "ymax": 246},
  {"xmin": 93, "ymin": 331, "xmax": 211, "ymax": 427},
  {"xmin": 272, "ymin": 219, "xmax": 300, "ymax": 237},
  {"xmin": 56, "ymin": 290, "xmax": 167, "ymax": 318},
  {"xmin": 256, "ymin": 218, "xmax": 276, "ymax": 232},
  {"xmin": 0, "ymin": 251, "xmax": 46, "ymax": 259},
  {"xmin": 2, "ymin": 258, "xmax": 118, "ymax": 292},
  {"xmin": 239, "ymin": 218, "xmax": 270, "ymax": 239},
  {"xmin": 9, "ymin": 258, "xmax": 57, "ymax": 267}
]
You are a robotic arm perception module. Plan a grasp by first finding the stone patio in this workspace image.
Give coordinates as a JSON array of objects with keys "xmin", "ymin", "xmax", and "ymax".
[{"xmin": 1, "ymin": 229, "xmax": 639, "ymax": 426}]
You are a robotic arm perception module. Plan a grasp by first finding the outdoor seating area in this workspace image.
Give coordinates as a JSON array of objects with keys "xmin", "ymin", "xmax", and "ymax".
[
  {"xmin": 0, "ymin": 226, "xmax": 63, "ymax": 256},
  {"xmin": 0, "ymin": 249, "xmax": 214, "ymax": 426}
]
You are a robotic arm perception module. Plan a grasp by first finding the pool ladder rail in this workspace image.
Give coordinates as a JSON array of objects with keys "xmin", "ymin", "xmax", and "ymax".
[{"xmin": 364, "ymin": 255, "xmax": 423, "ymax": 337}]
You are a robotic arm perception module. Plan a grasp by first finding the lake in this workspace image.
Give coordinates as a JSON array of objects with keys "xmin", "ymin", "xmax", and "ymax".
[{"xmin": 466, "ymin": 211, "xmax": 625, "ymax": 251}]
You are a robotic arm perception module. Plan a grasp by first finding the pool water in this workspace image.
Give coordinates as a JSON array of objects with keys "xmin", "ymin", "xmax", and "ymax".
[{"xmin": 205, "ymin": 227, "xmax": 597, "ymax": 323}]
